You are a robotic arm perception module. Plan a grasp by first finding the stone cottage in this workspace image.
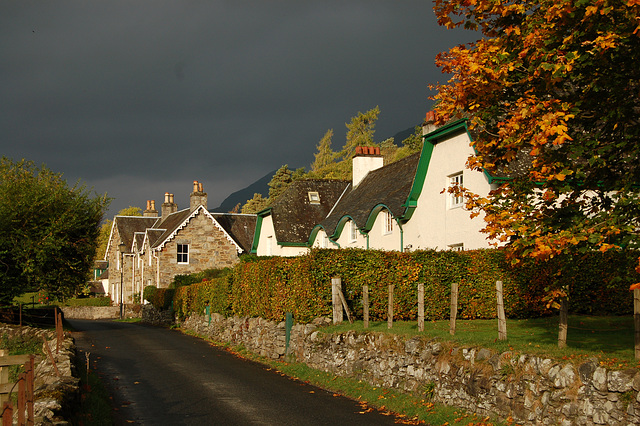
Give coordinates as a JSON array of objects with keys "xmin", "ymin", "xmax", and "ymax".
[{"xmin": 105, "ymin": 181, "xmax": 256, "ymax": 305}]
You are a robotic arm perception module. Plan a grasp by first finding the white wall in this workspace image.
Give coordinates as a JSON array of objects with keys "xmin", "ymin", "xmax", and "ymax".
[
  {"xmin": 367, "ymin": 209, "xmax": 402, "ymax": 251},
  {"xmin": 403, "ymin": 132, "xmax": 494, "ymax": 251}
]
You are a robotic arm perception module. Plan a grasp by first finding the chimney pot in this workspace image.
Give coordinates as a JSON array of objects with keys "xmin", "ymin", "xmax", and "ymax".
[
  {"xmin": 164, "ymin": 193, "xmax": 170, "ymax": 203},
  {"xmin": 150, "ymin": 200, "xmax": 156, "ymax": 210},
  {"xmin": 193, "ymin": 181, "xmax": 199, "ymax": 193},
  {"xmin": 198, "ymin": 182, "xmax": 203, "ymax": 192},
  {"xmin": 169, "ymin": 194, "xmax": 174, "ymax": 203}
]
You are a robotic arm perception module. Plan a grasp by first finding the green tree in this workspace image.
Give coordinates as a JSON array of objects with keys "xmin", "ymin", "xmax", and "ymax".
[
  {"xmin": 96, "ymin": 206, "xmax": 143, "ymax": 260},
  {"xmin": 0, "ymin": 158, "xmax": 110, "ymax": 302},
  {"xmin": 309, "ymin": 129, "xmax": 337, "ymax": 176},
  {"xmin": 268, "ymin": 165, "xmax": 294, "ymax": 201},
  {"xmin": 241, "ymin": 193, "xmax": 269, "ymax": 214}
]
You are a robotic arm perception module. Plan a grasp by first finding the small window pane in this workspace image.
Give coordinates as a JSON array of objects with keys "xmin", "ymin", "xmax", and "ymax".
[{"xmin": 177, "ymin": 244, "xmax": 189, "ymax": 263}]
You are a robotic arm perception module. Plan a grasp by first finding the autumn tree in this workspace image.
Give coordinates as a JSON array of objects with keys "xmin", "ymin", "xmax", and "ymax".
[
  {"xmin": 434, "ymin": 0, "xmax": 640, "ymax": 346},
  {"xmin": 0, "ymin": 158, "xmax": 110, "ymax": 302},
  {"xmin": 434, "ymin": 0, "xmax": 640, "ymax": 260}
]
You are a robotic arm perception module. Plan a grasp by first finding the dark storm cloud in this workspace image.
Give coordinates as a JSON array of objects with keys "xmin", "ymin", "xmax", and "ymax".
[{"xmin": 0, "ymin": 1, "xmax": 474, "ymax": 216}]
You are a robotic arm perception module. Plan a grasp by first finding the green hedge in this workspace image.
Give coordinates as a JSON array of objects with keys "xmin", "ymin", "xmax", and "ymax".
[
  {"xmin": 171, "ymin": 249, "xmax": 639, "ymax": 323},
  {"xmin": 144, "ymin": 285, "xmax": 175, "ymax": 311}
]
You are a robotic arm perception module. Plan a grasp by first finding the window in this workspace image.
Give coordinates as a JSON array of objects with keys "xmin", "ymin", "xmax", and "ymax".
[
  {"xmin": 321, "ymin": 235, "xmax": 328, "ymax": 248},
  {"xmin": 449, "ymin": 243, "xmax": 464, "ymax": 252},
  {"xmin": 383, "ymin": 210, "xmax": 393, "ymax": 235},
  {"xmin": 177, "ymin": 244, "xmax": 189, "ymax": 264},
  {"xmin": 308, "ymin": 191, "xmax": 320, "ymax": 204},
  {"xmin": 449, "ymin": 172, "xmax": 464, "ymax": 208},
  {"xmin": 349, "ymin": 221, "xmax": 358, "ymax": 242},
  {"xmin": 266, "ymin": 236, "xmax": 273, "ymax": 256}
]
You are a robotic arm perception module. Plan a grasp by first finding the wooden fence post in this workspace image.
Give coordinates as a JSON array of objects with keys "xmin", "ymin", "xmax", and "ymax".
[
  {"xmin": 18, "ymin": 372, "xmax": 25, "ymax": 425},
  {"xmin": 558, "ymin": 296, "xmax": 568, "ymax": 349},
  {"xmin": 362, "ymin": 285, "xmax": 369, "ymax": 329},
  {"xmin": 634, "ymin": 289, "xmax": 640, "ymax": 360},
  {"xmin": 0, "ymin": 350, "xmax": 6, "ymax": 408},
  {"xmin": 418, "ymin": 283, "xmax": 424, "ymax": 332},
  {"xmin": 2, "ymin": 402, "xmax": 12, "ymax": 426},
  {"xmin": 332, "ymin": 277, "xmax": 343, "ymax": 324},
  {"xmin": 450, "ymin": 282, "xmax": 458, "ymax": 336},
  {"xmin": 26, "ymin": 355, "xmax": 34, "ymax": 424},
  {"xmin": 388, "ymin": 285, "xmax": 394, "ymax": 329},
  {"xmin": 496, "ymin": 280, "xmax": 507, "ymax": 340}
]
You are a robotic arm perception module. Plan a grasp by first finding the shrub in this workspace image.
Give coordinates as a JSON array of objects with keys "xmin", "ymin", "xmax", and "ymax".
[
  {"xmin": 144, "ymin": 285, "xmax": 174, "ymax": 311},
  {"xmin": 171, "ymin": 248, "xmax": 640, "ymax": 323}
]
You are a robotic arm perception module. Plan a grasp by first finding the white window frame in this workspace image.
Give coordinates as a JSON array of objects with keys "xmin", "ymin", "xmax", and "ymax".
[
  {"xmin": 321, "ymin": 234, "xmax": 328, "ymax": 248},
  {"xmin": 266, "ymin": 236, "xmax": 273, "ymax": 256},
  {"xmin": 349, "ymin": 221, "xmax": 358, "ymax": 243},
  {"xmin": 383, "ymin": 210, "xmax": 393, "ymax": 235},
  {"xmin": 449, "ymin": 243, "xmax": 464, "ymax": 252},
  {"xmin": 177, "ymin": 244, "xmax": 189, "ymax": 264},
  {"xmin": 449, "ymin": 172, "xmax": 464, "ymax": 208},
  {"xmin": 308, "ymin": 191, "xmax": 320, "ymax": 204}
]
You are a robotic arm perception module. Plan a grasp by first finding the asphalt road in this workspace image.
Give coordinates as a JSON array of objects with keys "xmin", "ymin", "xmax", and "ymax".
[{"xmin": 69, "ymin": 320, "xmax": 403, "ymax": 425}]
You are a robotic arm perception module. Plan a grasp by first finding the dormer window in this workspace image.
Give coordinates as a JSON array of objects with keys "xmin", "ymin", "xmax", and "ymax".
[{"xmin": 308, "ymin": 191, "xmax": 320, "ymax": 204}]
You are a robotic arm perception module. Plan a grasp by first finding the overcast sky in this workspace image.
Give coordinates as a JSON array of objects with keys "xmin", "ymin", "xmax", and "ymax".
[{"xmin": 1, "ymin": 1, "xmax": 474, "ymax": 218}]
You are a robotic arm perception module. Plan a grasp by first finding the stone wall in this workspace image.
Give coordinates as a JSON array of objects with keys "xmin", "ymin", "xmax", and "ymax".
[
  {"xmin": 61, "ymin": 304, "xmax": 142, "ymax": 320},
  {"xmin": 0, "ymin": 324, "xmax": 79, "ymax": 425},
  {"xmin": 180, "ymin": 313, "xmax": 640, "ymax": 426}
]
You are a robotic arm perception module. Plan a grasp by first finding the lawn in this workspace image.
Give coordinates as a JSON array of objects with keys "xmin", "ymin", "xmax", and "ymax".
[{"xmin": 323, "ymin": 314, "xmax": 638, "ymax": 370}]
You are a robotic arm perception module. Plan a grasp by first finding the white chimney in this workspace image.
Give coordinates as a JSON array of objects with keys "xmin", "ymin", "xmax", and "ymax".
[{"xmin": 352, "ymin": 146, "xmax": 384, "ymax": 187}]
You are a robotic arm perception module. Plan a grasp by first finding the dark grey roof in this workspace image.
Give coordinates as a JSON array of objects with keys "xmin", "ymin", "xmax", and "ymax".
[
  {"xmin": 150, "ymin": 209, "xmax": 192, "ymax": 248},
  {"xmin": 211, "ymin": 213, "xmax": 257, "ymax": 253},
  {"xmin": 114, "ymin": 216, "xmax": 159, "ymax": 250},
  {"xmin": 321, "ymin": 153, "xmax": 421, "ymax": 236},
  {"xmin": 269, "ymin": 180, "xmax": 350, "ymax": 244}
]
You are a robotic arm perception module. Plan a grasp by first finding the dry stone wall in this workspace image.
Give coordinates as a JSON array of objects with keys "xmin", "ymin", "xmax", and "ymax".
[
  {"xmin": 180, "ymin": 313, "xmax": 640, "ymax": 426},
  {"xmin": 0, "ymin": 324, "xmax": 79, "ymax": 425}
]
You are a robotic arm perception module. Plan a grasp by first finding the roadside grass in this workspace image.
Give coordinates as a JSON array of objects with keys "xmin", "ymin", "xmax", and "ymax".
[
  {"xmin": 323, "ymin": 315, "xmax": 638, "ymax": 370},
  {"xmin": 185, "ymin": 331, "xmax": 502, "ymax": 426},
  {"xmin": 71, "ymin": 353, "xmax": 116, "ymax": 426},
  {"xmin": 257, "ymin": 356, "xmax": 498, "ymax": 426}
]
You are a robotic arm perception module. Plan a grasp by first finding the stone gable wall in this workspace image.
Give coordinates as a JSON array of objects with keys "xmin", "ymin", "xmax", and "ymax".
[
  {"xmin": 180, "ymin": 313, "xmax": 640, "ymax": 426},
  {"xmin": 155, "ymin": 212, "xmax": 239, "ymax": 288}
]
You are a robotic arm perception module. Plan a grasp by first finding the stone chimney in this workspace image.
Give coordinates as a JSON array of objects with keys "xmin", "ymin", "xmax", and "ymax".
[
  {"xmin": 161, "ymin": 192, "xmax": 178, "ymax": 219},
  {"xmin": 143, "ymin": 200, "xmax": 158, "ymax": 217},
  {"xmin": 352, "ymin": 146, "xmax": 384, "ymax": 187},
  {"xmin": 422, "ymin": 110, "xmax": 439, "ymax": 136},
  {"xmin": 190, "ymin": 180, "xmax": 208, "ymax": 211}
]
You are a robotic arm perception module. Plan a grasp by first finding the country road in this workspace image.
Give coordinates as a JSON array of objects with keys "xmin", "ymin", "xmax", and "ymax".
[{"xmin": 69, "ymin": 320, "xmax": 403, "ymax": 425}]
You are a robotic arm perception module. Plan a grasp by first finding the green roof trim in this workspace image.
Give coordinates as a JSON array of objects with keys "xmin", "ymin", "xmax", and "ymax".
[
  {"xmin": 364, "ymin": 204, "xmax": 392, "ymax": 232},
  {"xmin": 250, "ymin": 207, "xmax": 272, "ymax": 254},
  {"xmin": 400, "ymin": 137, "xmax": 435, "ymax": 222}
]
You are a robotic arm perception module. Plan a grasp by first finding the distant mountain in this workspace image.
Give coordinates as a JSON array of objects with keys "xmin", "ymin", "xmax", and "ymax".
[
  {"xmin": 213, "ymin": 126, "xmax": 418, "ymax": 213},
  {"xmin": 388, "ymin": 126, "xmax": 418, "ymax": 145},
  {"xmin": 212, "ymin": 170, "xmax": 275, "ymax": 213}
]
